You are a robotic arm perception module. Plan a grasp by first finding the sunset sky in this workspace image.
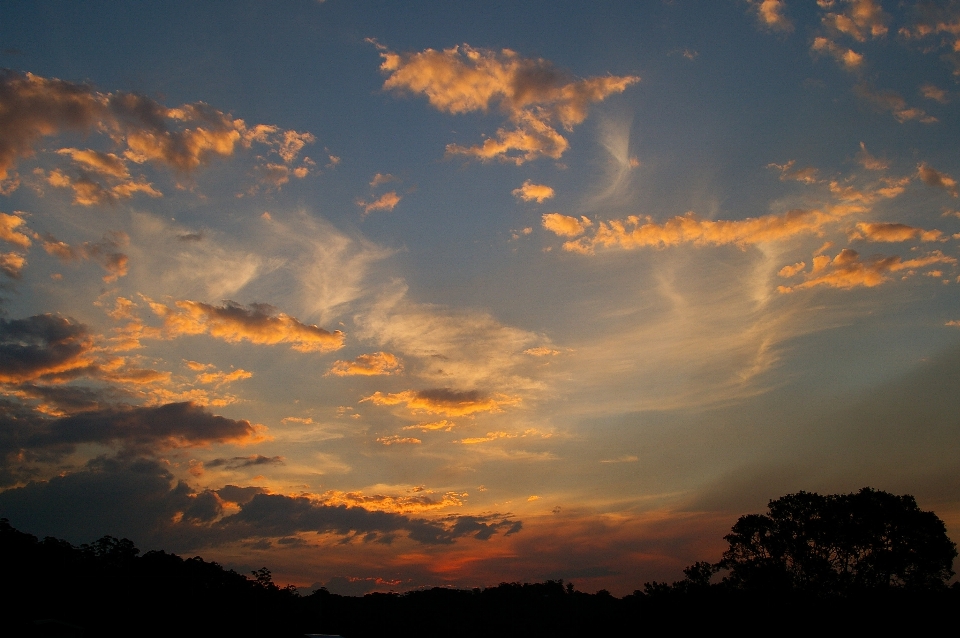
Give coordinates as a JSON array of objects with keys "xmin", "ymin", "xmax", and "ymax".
[{"xmin": 2, "ymin": 0, "xmax": 959, "ymax": 595}]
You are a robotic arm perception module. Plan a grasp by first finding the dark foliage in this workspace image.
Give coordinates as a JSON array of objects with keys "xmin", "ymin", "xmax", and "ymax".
[{"xmin": 2, "ymin": 488, "xmax": 958, "ymax": 637}]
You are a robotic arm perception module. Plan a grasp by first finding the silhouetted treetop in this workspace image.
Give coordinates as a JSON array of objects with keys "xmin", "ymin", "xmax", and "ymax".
[{"xmin": 719, "ymin": 487, "xmax": 957, "ymax": 593}]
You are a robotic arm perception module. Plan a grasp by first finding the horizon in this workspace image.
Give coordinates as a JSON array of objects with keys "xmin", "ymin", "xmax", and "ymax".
[{"xmin": 1, "ymin": 0, "xmax": 959, "ymax": 597}]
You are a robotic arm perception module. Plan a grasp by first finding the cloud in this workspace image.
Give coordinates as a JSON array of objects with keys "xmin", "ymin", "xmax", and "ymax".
[
  {"xmin": 768, "ymin": 160, "xmax": 819, "ymax": 184},
  {"xmin": 899, "ymin": 4, "xmax": 960, "ymax": 74},
  {"xmin": 0, "ymin": 314, "xmax": 96, "ymax": 384},
  {"xmin": 328, "ymin": 352, "xmax": 402, "ymax": 376},
  {"xmin": 811, "ymin": 37, "xmax": 863, "ymax": 69},
  {"xmin": 376, "ymin": 435, "xmax": 421, "ymax": 445},
  {"xmin": 545, "ymin": 170, "xmax": 911, "ymax": 255},
  {"xmin": 921, "ymin": 84, "xmax": 949, "ymax": 104},
  {"xmin": 777, "ymin": 248, "xmax": 957, "ymax": 292},
  {"xmin": 512, "ymin": 180, "xmax": 555, "ymax": 203},
  {"xmin": 319, "ymin": 488, "xmax": 465, "ymax": 514},
  {"xmin": 42, "ymin": 231, "xmax": 129, "ymax": 281},
  {"xmin": 358, "ymin": 191, "xmax": 401, "ymax": 215},
  {"xmin": 0, "ymin": 458, "xmax": 508, "ymax": 548},
  {"xmin": 0, "ymin": 251, "xmax": 25, "ymax": 278},
  {"xmin": 917, "ymin": 163, "xmax": 959, "ymax": 197},
  {"xmin": 848, "ymin": 222, "xmax": 942, "ymax": 243},
  {"xmin": 0, "ymin": 401, "xmax": 263, "ymax": 465},
  {"xmin": 821, "ymin": 0, "xmax": 888, "ymax": 42},
  {"xmin": 854, "ymin": 84, "xmax": 937, "ymax": 123},
  {"xmin": 747, "ymin": 0, "xmax": 793, "ymax": 32},
  {"xmin": 361, "ymin": 388, "xmax": 519, "ymax": 417},
  {"xmin": 369, "ymin": 173, "xmax": 396, "ymax": 188},
  {"xmin": 856, "ymin": 142, "xmax": 888, "ymax": 171},
  {"xmin": 206, "ymin": 455, "xmax": 284, "ymax": 469},
  {"xmin": 0, "ymin": 211, "xmax": 33, "ymax": 248},
  {"xmin": 524, "ymin": 347, "xmax": 560, "ymax": 356},
  {"xmin": 402, "ymin": 420, "xmax": 455, "ymax": 432},
  {"xmin": 377, "ymin": 43, "xmax": 638, "ymax": 164},
  {"xmin": 0, "ymin": 69, "xmax": 316, "ymax": 194},
  {"xmin": 150, "ymin": 300, "xmax": 344, "ymax": 352},
  {"xmin": 541, "ymin": 213, "xmax": 592, "ymax": 238}
]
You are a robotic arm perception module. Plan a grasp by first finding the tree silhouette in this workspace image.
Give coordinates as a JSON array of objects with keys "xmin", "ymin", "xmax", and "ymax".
[{"xmin": 718, "ymin": 488, "xmax": 957, "ymax": 593}]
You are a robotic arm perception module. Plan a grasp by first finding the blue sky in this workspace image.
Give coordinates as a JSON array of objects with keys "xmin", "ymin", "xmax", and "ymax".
[{"xmin": 1, "ymin": 0, "xmax": 959, "ymax": 594}]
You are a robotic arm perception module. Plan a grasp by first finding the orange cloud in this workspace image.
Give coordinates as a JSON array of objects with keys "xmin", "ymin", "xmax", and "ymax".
[
  {"xmin": 362, "ymin": 388, "xmax": 519, "ymax": 416},
  {"xmin": 541, "ymin": 213, "xmax": 592, "ymax": 238},
  {"xmin": 918, "ymin": 163, "xmax": 959, "ymax": 197},
  {"xmin": 0, "ymin": 70, "xmax": 316, "ymax": 196},
  {"xmin": 378, "ymin": 43, "xmax": 638, "ymax": 164},
  {"xmin": 822, "ymin": 0, "xmax": 888, "ymax": 42},
  {"xmin": 768, "ymin": 160, "xmax": 819, "ymax": 184},
  {"xmin": 460, "ymin": 431, "xmax": 513, "ymax": 445},
  {"xmin": 512, "ymin": 180, "xmax": 555, "ymax": 203},
  {"xmin": 358, "ymin": 191, "xmax": 401, "ymax": 215},
  {"xmin": 320, "ymin": 488, "xmax": 466, "ymax": 514},
  {"xmin": 328, "ymin": 352, "xmax": 403, "ymax": 376},
  {"xmin": 747, "ymin": 0, "xmax": 793, "ymax": 32},
  {"xmin": 0, "ymin": 212, "xmax": 33, "ymax": 248},
  {"xmin": 403, "ymin": 420, "xmax": 456, "ymax": 432},
  {"xmin": 812, "ymin": 37, "xmax": 863, "ymax": 69},
  {"xmin": 376, "ymin": 435, "xmax": 422, "ymax": 446},
  {"xmin": 777, "ymin": 248, "xmax": 957, "ymax": 292},
  {"xmin": 523, "ymin": 347, "xmax": 560, "ymax": 356},
  {"xmin": 848, "ymin": 222, "xmax": 942, "ymax": 243},
  {"xmin": 0, "ymin": 251, "xmax": 25, "ymax": 279},
  {"xmin": 152, "ymin": 300, "xmax": 344, "ymax": 352}
]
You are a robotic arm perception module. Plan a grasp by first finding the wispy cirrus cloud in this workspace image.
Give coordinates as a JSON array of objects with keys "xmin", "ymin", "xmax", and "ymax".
[{"xmin": 375, "ymin": 42, "xmax": 638, "ymax": 164}]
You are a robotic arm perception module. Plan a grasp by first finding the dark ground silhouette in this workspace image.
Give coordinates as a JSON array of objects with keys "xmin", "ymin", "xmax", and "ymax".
[{"xmin": 3, "ymin": 488, "xmax": 958, "ymax": 637}]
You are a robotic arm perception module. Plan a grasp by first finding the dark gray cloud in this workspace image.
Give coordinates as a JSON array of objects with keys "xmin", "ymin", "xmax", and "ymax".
[
  {"xmin": 0, "ymin": 313, "xmax": 93, "ymax": 383},
  {"xmin": 0, "ymin": 458, "xmax": 524, "ymax": 551},
  {"xmin": 0, "ymin": 401, "xmax": 259, "ymax": 470},
  {"xmin": 206, "ymin": 455, "xmax": 284, "ymax": 469}
]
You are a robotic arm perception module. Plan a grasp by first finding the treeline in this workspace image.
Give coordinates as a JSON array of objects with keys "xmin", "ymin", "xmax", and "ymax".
[{"xmin": 3, "ymin": 502, "xmax": 959, "ymax": 637}]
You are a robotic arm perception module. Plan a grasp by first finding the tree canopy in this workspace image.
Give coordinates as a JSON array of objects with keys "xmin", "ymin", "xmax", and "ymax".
[{"xmin": 717, "ymin": 488, "xmax": 957, "ymax": 593}]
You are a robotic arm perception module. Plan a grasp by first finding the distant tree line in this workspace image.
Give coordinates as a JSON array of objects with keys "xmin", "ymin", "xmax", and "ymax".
[{"xmin": 2, "ymin": 488, "xmax": 957, "ymax": 637}]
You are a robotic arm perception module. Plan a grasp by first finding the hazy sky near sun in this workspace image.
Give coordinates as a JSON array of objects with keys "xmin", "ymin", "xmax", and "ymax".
[{"xmin": 2, "ymin": 0, "xmax": 960, "ymax": 595}]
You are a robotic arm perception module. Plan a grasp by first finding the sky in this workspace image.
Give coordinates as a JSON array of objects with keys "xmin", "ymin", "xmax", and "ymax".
[{"xmin": 1, "ymin": 0, "xmax": 959, "ymax": 596}]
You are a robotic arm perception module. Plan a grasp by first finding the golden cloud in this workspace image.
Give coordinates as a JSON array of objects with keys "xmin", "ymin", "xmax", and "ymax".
[
  {"xmin": 0, "ymin": 251, "xmax": 26, "ymax": 279},
  {"xmin": 320, "ymin": 488, "xmax": 466, "ymax": 514},
  {"xmin": 361, "ymin": 388, "xmax": 519, "ymax": 416},
  {"xmin": 358, "ymin": 191, "xmax": 401, "ymax": 215},
  {"xmin": 822, "ymin": 0, "xmax": 888, "ymax": 42},
  {"xmin": 812, "ymin": 37, "xmax": 863, "ymax": 69},
  {"xmin": 856, "ymin": 142, "xmax": 888, "ymax": 171},
  {"xmin": 328, "ymin": 352, "xmax": 403, "ymax": 376},
  {"xmin": 0, "ymin": 70, "xmax": 316, "ymax": 197},
  {"xmin": 0, "ymin": 212, "xmax": 33, "ymax": 248},
  {"xmin": 747, "ymin": 0, "xmax": 793, "ymax": 32},
  {"xmin": 402, "ymin": 420, "xmax": 456, "ymax": 432},
  {"xmin": 778, "ymin": 248, "xmax": 957, "ymax": 292},
  {"xmin": 152, "ymin": 300, "xmax": 344, "ymax": 352},
  {"xmin": 376, "ymin": 435, "xmax": 422, "ymax": 446},
  {"xmin": 512, "ymin": 180, "xmax": 555, "ymax": 203},
  {"xmin": 848, "ymin": 222, "xmax": 942, "ymax": 243},
  {"xmin": 768, "ymin": 160, "xmax": 819, "ymax": 184},
  {"xmin": 918, "ymin": 163, "xmax": 959, "ymax": 197},
  {"xmin": 378, "ymin": 43, "xmax": 638, "ymax": 164},
  {"xmin": 523, "ymin": 347, "xmax": 560, "ymax": 356},
  {"xmin": 541, "ymin": 213, "xmax": 592, "ymax": 238}
]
